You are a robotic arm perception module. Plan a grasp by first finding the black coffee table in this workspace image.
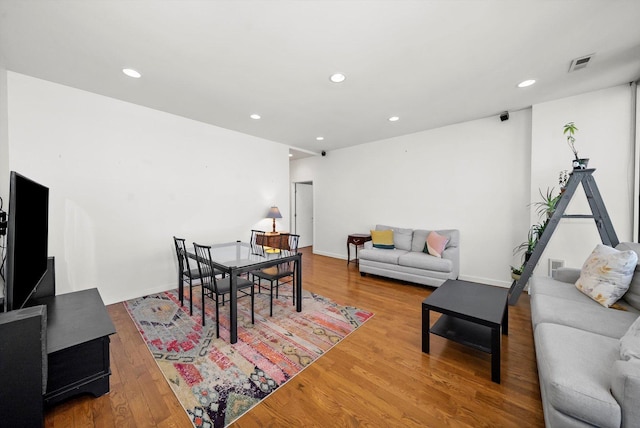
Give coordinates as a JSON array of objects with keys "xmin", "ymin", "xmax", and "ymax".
[{"xmin": 422, "ymin": 279, "xmax": 509, "ymax": 383}]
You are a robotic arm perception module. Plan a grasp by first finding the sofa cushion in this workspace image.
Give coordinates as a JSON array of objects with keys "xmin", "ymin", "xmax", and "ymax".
[
  {"xmin": 610, "ymin": 359, "xmax": 640, "ymax": 428},
  {"xmin": 531, "ymin": 293, "xmax": 640, "ymax": 338},
  {"xmin": 535, "ymin": 323, "xmax": 621, "ymax": 427},
  {"xmin": 617, "ymin": 242, "xmax": 640, "ymax": 311},
  {"xmin": 620, "ymin": 316, "xmax": 640, "ymax": 361},
  {"xmin": 375, "ymin": 225, "xmax": 413, "ymax": 251},
  {"xmin": 398, "ymin": 252, "xmax": 453, "ymax": 273},
  {"xmin": 424, "ymin": 231, "xmax": 449, "ymax": 258},
  {"xmin": 358, "ymin": 248, "xmax": 408, "ymax": 265},
  {"xmin": 575, "ymin": 244, "xmax": 638, "ymax": 308},
  {"xmin": 371, "ymin": 229, "xmax": 394, "ymax": 249}
]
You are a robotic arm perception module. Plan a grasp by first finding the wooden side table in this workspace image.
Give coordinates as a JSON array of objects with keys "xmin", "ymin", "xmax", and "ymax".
[{"xmin": 347, "ymin": 233, "xmax": 372, "ymax": 265}]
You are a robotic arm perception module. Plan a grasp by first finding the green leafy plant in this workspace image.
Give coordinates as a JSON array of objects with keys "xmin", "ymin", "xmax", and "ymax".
[
  {"xmin": 563, "ymin": 121, "xmax": 579, "ymax": 160},
  {"xmin": 510, "ymin": 265, "xmax": 523, "ymax": 276},
  {"xmin": 532, "ymin": 187, "xmax": 561, "ymax": 219},
  {"xmin": 513, "ymin": 226, "xmax": 537, "ymax": 262}
]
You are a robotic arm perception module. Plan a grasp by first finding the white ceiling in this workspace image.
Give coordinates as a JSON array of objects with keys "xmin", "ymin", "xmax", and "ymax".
[{"xmin": 1, "ymin": 1, "xmax": 640, "ymax": 161}]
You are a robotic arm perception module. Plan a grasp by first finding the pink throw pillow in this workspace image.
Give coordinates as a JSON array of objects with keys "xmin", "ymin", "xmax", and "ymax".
[{"xmin": 426, "ymin": 231, "xmax": 449, "ymax": 258}]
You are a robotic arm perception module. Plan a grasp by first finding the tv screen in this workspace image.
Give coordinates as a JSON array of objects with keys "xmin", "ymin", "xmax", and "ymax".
[{"xmin": 5, "ymin": 171, "xmax": 49, "ymax": 311}]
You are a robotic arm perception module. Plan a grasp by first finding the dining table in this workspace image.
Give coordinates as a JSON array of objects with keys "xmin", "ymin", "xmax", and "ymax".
[{"xmin": 186, "ymin": 240, "xmax": 302, "ymax": 343}]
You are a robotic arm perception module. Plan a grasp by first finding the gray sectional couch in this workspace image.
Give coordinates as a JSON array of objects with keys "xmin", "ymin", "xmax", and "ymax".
[
  {"xmin": 358, "ymin": 224, "xmax": 459, "ymax": 287},
  {"xmin": 529, "ymin": 242, "xmax": 640, "ymax": 427}
]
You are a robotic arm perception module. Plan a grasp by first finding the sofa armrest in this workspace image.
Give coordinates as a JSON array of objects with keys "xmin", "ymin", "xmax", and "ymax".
[
  {"xmin": 552, "ymin": 267, "xmax": 581, "ymax": 284},
  {"xmin": 441, "ymin": 246, "xmax": 460, "ymax": 279},
  {"xmin": 611, "ymin": 359, "xmax": 640, "ymax": 428},
  {"xmin": 364, "ymin": 241, "xmax": 373, "ymax": 250}
]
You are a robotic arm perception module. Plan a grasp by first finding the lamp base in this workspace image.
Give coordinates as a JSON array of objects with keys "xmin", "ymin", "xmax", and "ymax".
[{"xmin": 272, "ymin": 218, "xmax": 276, "ymax": 233}]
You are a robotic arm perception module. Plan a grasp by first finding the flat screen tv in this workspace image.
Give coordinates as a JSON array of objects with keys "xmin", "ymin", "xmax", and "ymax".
[{"xmin": 4, "ymin": 171, "xmax": 49, "ymax": 311}]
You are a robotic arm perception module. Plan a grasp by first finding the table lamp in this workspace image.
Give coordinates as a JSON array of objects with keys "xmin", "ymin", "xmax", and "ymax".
[{"xmin": 266, "ymin": 206, "xmax": 282, "ymax": 233}]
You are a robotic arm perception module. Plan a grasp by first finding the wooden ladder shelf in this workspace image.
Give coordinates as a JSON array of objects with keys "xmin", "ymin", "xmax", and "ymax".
[{"xmin": 508, "ymin": 168, "xmax": 619, "ymax": 305}]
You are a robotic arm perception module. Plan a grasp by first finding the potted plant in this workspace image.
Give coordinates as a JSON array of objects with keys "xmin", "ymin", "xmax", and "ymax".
[
  {"xmin": 532, "ymin": 187, "xmax": 561, "ymax": 220},
  {"xmin": 510, "ymin": 265, "xmax": 523, "ymax": 281},
  {"xmin": 563, "ymin": 122, "xmax": 589, "ymax": 169},
  {"xmin": 513, "ymin": 226, "xmax": 537, "ymax": 264}
]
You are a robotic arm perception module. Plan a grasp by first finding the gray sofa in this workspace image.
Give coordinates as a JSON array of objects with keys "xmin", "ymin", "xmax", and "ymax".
[
  {"xmin": 358, "ymin": 224, "xmax": 459, "ymax": 287},
  {"xmin": 529, "ymin": 242, "xmax": 640, "ymax": 428}
]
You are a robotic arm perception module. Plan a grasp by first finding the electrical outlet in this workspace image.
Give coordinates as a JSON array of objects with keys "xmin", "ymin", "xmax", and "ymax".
[{"xmin": 548, "ymin": 259, "xmax": 565, "ymax": 277}]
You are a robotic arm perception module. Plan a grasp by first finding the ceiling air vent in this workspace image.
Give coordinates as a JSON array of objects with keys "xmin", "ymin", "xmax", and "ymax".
[{"xmin": 569, "ymin": 54, "xmax": 595, "ymax": 72}]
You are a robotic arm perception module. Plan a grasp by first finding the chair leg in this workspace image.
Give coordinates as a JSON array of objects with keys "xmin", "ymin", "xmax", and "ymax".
[
  {"xmin": 251, "ymin": 288, "xmax": 255, "ymax": 324},
  {"xmin": 189, "ymin": 279, "xmax": 193, "ymax": 315},
  {"xmin": 201, "ymin": 285, "xmax": 205, "ymax": 327},
  {"xmin": 270, "ymin": 281, "xmax": 274, "ymax": 317},
  {"xmin": 215, "ymin": 294, "xmax": 220, "ymax": 338}
]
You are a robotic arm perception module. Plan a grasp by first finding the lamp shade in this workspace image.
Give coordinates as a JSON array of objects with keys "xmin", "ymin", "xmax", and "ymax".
[{"xmin": 266, "ymin": 206, "xmax": 282, "ymax": 219}]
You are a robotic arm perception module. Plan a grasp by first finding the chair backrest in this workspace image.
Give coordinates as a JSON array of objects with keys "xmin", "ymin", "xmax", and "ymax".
[
  {"xmin": 193, "ymin": 242, "xmax": 219, "ymax": 292},
  {"xmin": 250, "ymin": 229, "xmax": 266, "ymax": 256},
  {"xmin": 279, "ymin": 233, "xmax": 300, "ymax": 258},
  {"xmin": 173, "ymin": 236, "xmax": 188, "ymax": 273}
]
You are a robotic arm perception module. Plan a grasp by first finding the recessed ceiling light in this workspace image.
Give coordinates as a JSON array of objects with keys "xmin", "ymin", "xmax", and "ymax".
[
  {"xmin": 122, "ymin": 68, "xmax": 141, "ymax": 78},
  {"xmin": 388, "ymin": 116, "xmax": 400, "ymax": 122},
  {"xmin": 329, "ymin": 73, "xmax": 346, "ymax": 83},
  {"xmin": 316, "ymin": 136, "xmax": 324, "ymax": 141},
  {"xmin": 250, "ymin": 114, "xmax": 261, "ymax": 120},
  {"xmin": 517, "ymin": 79, "xmax": 536, "ymax": 88},
  {"xmin": 288, "ymin": 153, "xmax": 293, "ymax": 157}
]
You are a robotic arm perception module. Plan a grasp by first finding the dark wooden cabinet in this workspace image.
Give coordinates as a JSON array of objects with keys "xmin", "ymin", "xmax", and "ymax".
[
  {"xmin": 0, "ymin": 306, "xmax": 47, "ymax": 427},
  {"xmin": 0, "ymin": 258, "xmax": 115, "ymax": 427},
  {"xmin": 34, "ymin": 288, "xmax": 115, "ymax": 407}
]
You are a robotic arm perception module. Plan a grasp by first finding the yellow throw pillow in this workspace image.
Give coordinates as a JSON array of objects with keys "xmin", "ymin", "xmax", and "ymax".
[{"xmin": 371, "ymin": 229, "xmax": 394, "ymax": 249}]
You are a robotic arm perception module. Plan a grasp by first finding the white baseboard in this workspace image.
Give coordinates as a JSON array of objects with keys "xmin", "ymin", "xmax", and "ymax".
[
  {"xmin": 457, "ymin": 274, "xmax": 511, "ymax": 288},
  {"xmin": 304, "ymin": 252, "xmax": 513, "ymax": 288},
  {"xmin": 106, "ymin": 282, "xmax": 175, "ymax": 305},
  {"xmin": 312, "ymin": 250, "xmax": 346, "ymax": 260}
]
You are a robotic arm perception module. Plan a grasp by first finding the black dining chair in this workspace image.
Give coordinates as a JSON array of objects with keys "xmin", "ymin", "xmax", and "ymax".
[
  {"xmin": 173, "ymin": 236, "xmax": 204, "ymax": 315},
  {"xmin": 251, "ymin": 233, "xmax": 300, "ymax": 316},
  {"xmin": 250, "ymin": 229, "xmax": 266, "ymax": 257},
  {"xmin": 192, "ymin": 242, "xmax": 255, "ymax": 337}
]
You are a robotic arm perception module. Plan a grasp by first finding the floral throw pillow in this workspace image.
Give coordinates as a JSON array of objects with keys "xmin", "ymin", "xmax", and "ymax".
[{"xmin": 575, "ymin": 244, "xmax": 638, "ymax": 307}]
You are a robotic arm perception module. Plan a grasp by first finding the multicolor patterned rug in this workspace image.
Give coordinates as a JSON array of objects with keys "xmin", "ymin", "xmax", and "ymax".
[{"xmin": 124, "ymin": 285, "xmax": 373, "ymax": 427}]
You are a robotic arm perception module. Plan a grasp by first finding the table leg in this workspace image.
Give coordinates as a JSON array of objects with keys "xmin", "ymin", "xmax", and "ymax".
[
  {"xmin": 295, "ymin": 256, "xmax": 302, "ymax": 312},
  {"xmin": 491, "ymin": 326, "xmax": 500, "ymax": 383},
  {"xmin": 230, "ymin": 271, "xmax": 238, "ymax": 344},
  {"xmin": 422, "ymin": 306, "xmax": 430, "ymax": 353},
  {"xmin": 347, "ymin": 242, "xmax": 351, "ymax": 265}
]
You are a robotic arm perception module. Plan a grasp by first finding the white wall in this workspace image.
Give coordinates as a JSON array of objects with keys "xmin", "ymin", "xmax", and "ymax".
[
  {"xmin": 291, "ymin": 110, "xmax": 532, "ymax": 287},
  {"xmin": 291, "ymin": 83, "xmax": 637, "ymax": 287},
  {"xmin": 530, "ymin": 84, "xmax": 636, "ymax": 272},
  {"xmin": 4, "ymin": 72, "xmax": 290, "ymax": 304}
]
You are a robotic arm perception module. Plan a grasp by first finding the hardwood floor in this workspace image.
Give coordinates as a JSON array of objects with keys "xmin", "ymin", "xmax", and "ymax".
[{"xmin": 45, "ymin": 247, "xmax": 544, "ymax": 427}]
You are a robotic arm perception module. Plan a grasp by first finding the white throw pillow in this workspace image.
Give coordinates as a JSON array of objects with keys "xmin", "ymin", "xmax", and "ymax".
[
  {"xmin": 620, "ymin": 316, "xmax": 640, "ymax": 361},
  {"xmin": 575, "ymin": 244, "xmax": 638, "ymax": 308}
]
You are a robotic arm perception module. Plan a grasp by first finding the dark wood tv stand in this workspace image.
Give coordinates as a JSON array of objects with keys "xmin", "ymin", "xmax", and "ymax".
[
  {"xmin": 33, "ymin": 288, "xmax": 116, "ymax": 406},
  {"xmin": 1, "ymin": 258, "xmax": 115, "ymax": 426}
]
